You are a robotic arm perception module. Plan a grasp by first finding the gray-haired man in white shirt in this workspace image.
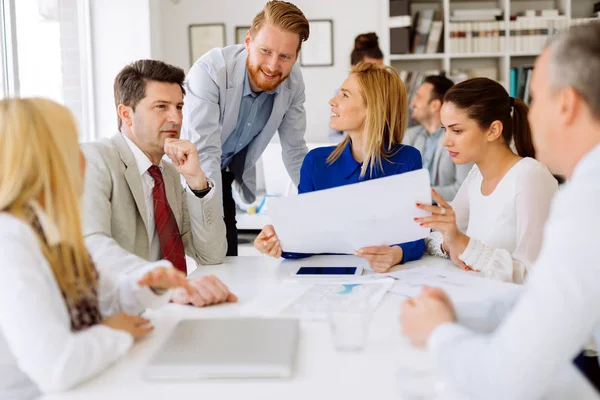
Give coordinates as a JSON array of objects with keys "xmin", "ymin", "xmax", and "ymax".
[{"xmin": 400, "ymin": 22, "xmax": 600, "ymax": 399}]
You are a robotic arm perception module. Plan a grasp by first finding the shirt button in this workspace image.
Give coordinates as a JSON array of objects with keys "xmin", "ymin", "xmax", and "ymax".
[{"xmin": 247, "ymin": 123, "xmax": 251, "ymax": 126}]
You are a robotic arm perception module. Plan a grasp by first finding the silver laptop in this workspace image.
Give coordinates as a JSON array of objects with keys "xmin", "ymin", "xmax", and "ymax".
[{"xmin": 145, "ymin": 318, "xmax": 299, "ymax": 379}]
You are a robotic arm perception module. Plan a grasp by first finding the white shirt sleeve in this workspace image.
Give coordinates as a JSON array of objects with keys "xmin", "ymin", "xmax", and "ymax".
[
  {"xmin": 97, "ymin": 259, "xmax": 172, "ymax": 317},
  {"xmin": 0, "ymin": 221, "xmax": 133, "ymax": 394},
  {"xmin": 427, "ymin": 181, "xmax": 600, "ymax": 400},
  {"xmin": 459, "ymin": 164, "xmax": 558, "ymax": 283},
  {"xmin": 426, "ymin": 167, "xmax": 473, "ymax": 257}
]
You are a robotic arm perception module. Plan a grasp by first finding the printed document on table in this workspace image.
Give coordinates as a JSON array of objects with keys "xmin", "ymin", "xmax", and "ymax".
[
  {"xmin": 386, "ymin": 266, "xmax": 522, "ymax": 303},
  {"xmin": 268, "ymin": 169, "xmax": 432, "ymax": 254},
  {"xmin": 241, "ymin": 279, "xmax": 394, "ymax": 320},
  {"xmin": 387, "ymin": 267, "xmax": 525, "ymax": 333}
]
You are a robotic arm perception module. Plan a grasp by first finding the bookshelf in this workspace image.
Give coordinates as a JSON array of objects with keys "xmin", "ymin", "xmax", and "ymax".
[{"xmin": 381, "ymin": 0, "xmax": 599, "ymax": 92}]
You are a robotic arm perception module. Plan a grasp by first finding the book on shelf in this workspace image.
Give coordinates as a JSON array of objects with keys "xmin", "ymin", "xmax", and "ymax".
[
  {"xmin": 453, "ymin": 8, "xmax": 502, "ymax": 17},
  {"xmin": 451, "ymin": 8, "xmax": 503, "ymax": 22},
  {"xmin": 389, "ymin": 15, "xmax": 412, "ymax": 28},
  {"xmin": 390, "ymin": 7, "xmax": 444, "ymax": 55},
  {"xmin": 509, "ymin": 17, "xmax": 597, "ymax": 54},
  {"xmin": 448, "ymin": 16, "xmax": 597, "ymax": 55},
  {"xmin": 510, "ymin": 66, "xmax": 533, "ymax": 105},
  {"xmin": 449, "ymin": 67, "xmax": 499, "ymax": 84},
  {"xmin": 425, "ymin": 14, "xmax": 443, "ymax": 53},
  {"xmin": 451, "ymin": 15, "xmax": 498, "ymax": 21},
  {"xmin": 412, "ymin": 9, "xmax": 436, "ymax": 54},
  {"xmin": 523, "ymin": 70, "xmax": 533, "ymax": 105},
  {"xmin": 541, "ymin": 9, "xmax": 560, "ymax": 17},
  {"xmin": 449, "ymin": 21, "xmax": 506, "ymax": 54}
]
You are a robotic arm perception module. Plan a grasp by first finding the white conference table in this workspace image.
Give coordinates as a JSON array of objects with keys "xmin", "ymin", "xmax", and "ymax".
[{"xmin": 42, "ymin": 255, "xmax": 599, "ymax": 400}]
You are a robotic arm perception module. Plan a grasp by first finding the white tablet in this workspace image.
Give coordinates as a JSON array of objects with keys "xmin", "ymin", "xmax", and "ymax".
[{"xmin": 290, "ymin": 266, "xmax": 364, "ymax": 278}]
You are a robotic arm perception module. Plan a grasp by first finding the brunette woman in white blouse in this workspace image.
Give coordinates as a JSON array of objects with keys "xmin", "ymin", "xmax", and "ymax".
[
  {"xmin": 0, "ymin": 98, "xmax": 197, "ymax": 400},
  {"xmin": 415, "ymin": 78, "xmax": 558, "ymax": 283}
]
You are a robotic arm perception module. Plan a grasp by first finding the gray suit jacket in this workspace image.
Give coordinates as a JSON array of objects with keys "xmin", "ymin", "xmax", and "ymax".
[
  {"xmin": 403, "ymin": 125, "xmax": 473, "ymax": 201},
  {"xmin": 181, "ymin": 44, "xmax": 308, "ymax": 208},
  {"xmin": 82, "ymin": 134, "xmax": 227, "ymax": 277}
]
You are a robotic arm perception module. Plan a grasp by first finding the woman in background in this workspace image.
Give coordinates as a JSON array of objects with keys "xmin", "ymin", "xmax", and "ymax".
[
  {"xmin": 329, "ymin": 32, "xmax": 384, "ymax": 143},
  {"xmin": 0, "ymin": 98, "xmax": 193, "ymax": 399},
  {"xmin": 415, "ymin": 78, "xmax": 558, "ymax": 283},
  {"xmin": 255, "ymin": 63, "xmax": 425, "ymax": 272}
]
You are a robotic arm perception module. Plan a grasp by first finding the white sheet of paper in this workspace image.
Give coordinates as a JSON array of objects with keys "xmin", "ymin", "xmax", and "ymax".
[
  {"xmin": 387, "ymin": 266, "xmax": 522, "ymax": 303},
  {"xmin": 242, "ymin": 279, "xmax": 394, "ymax": 320},
  {"xmin": 268, "ymin": 169, "xmax": 432, "ymax": 254}
]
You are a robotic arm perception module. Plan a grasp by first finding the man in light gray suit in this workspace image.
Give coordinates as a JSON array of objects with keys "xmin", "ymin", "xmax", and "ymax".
[
  {"xmin": 404, "ymin": 75, "xmax": 472, "ymax": 201},
  {"xmin": 83, "ymin": 60, "xmax": 236, "ymax": 308},
  {"xmin": 181, "ymin": 1, "xmax": 309, "ymax": 255}
]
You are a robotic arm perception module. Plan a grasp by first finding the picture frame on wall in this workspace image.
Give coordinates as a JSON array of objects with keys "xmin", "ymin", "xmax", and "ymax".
[
  {"xmin": 300, "ymin": 19, "xmax": 334, "ymax": 67},
  {"xmin": 235, "ymin": 26, "xmax": 250, "ymax": 44},
  {"xmin": 188, "ymin": 23, "xmax": 226, "ymax": 66}
]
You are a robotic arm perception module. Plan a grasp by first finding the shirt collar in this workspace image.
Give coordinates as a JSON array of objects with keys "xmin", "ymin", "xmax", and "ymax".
[
  {"xmin": 29, "ymin": 201, "xmax": 61, "ymax": 246},
  {"xmin": 421, "ymin": 125, "xmax": 443, "ymax": 140},
  {"xmin": 338, "ymin": 140, "xmax": 363, "ymax": 179},
  {"xmin": 242, "ymin": 69, "xmax": 279, "ymax": 97},
  {"xmin": 571, "ymin": 142, "xmax": 600, "ymax": 183},
  {"xmin": 121, "ymin": 132, "xmax": 163, "ymax": 176},
  {"xmin": 430, "ymin": 126, "xmax": 444, "ymax": 139}
]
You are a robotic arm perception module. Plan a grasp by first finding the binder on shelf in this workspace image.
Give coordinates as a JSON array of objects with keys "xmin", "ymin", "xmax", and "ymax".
[
  {"xmin": 509, "ymin": 68, "xmax": 517, "ymax": 98},
  {"xmin": 390, "ymin": 27, "xmax": 411, "ymax": 54},
  {"xmin": 389, "ymin": 0, "xmax": 410, "ymax": 17}
]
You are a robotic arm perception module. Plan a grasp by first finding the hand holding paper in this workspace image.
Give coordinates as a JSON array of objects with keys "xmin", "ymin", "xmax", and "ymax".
[
  {"xmin": 254, "ymin": 224, "xmax": 283, "ymax": 258},
  {"xmin": 268, "ymin": 169, "xmax": 432, "ymax": 254}
]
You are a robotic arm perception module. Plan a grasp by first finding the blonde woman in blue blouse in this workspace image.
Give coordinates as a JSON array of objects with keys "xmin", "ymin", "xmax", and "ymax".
[{"xmin": 255, "ymin": 63, "xmax": 425, "ymax": 272}]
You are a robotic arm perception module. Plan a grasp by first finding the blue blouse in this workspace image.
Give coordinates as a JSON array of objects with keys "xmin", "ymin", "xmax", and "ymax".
[{"xmin": 282, "ymin": 141, "xmax": 426, "ymax": 263}]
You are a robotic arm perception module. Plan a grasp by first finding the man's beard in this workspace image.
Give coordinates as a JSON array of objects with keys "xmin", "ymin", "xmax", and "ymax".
[{"xmin": 246, "ymin": 58, "xmax": 289, "ymax": 92}]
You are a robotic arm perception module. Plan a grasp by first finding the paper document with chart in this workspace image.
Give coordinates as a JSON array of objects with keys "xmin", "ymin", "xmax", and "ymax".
[
  {"xmin": 267, "ymin": 169, "xmax": 432, "ymax": 254},
  {"xmin": 387, "ymin": 266, "xmax": 522, "ymax": 303},
  {"xmin": 242, "ymin": 279, "xmax": 394, "ymax": 320}
]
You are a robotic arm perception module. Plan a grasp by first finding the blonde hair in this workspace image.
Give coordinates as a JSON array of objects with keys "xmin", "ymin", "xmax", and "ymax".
[
  {"xmin": 327, "ymin": 62, "xmax": 408, "ymax": 177},
  {"xmin": 0, "ymin": 98, "xmax": 96, "ymax": 302},
  {"xmin": 250, "ymin": 1, "xmax": 309, "ymax": 52}
]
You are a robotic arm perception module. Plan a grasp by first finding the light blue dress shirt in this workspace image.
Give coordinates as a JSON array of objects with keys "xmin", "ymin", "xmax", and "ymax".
[
  {"xmin": 220, "ymin": 70, "xmax": 277, "ymax": 168},
  {"xmin": 421, "ymin": 126, "xmax": 444, "ymax": 184}
]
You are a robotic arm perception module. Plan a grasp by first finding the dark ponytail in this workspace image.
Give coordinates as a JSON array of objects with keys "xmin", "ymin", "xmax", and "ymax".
[
  {"xmin": 443, "ymin": 77, "xmax": 535, "ymax": 158},
  {"xmin": 511, "ymin": 97, "xmax": 534, "ymax": 158}
]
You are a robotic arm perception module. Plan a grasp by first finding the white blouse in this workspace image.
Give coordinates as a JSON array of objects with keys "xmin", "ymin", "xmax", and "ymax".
[
  {"xmin": 0, "ymin": 206, "xmax": 172, "ymax": 400},
  {"xmin": 426, "ymin": 158, "xmax": 558, "ymax": 283}
]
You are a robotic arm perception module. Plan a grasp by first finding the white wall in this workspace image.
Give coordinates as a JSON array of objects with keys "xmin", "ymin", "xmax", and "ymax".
[
  {"xmin": 155, "ymin": 0, "xmax": 384, "ymax": 143},
  {"xmin": 90, "ymin": 0, "xmax": 153, "ymax": 138}
]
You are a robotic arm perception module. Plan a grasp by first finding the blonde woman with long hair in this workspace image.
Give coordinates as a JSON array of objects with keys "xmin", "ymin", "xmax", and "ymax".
[
  {"xmin": 254, "ymin": 63, "xmax": 425, "ymax": 271},
  {"xmin": 0, "ymin": 98, "xmax": 193, "ymax": 399}
]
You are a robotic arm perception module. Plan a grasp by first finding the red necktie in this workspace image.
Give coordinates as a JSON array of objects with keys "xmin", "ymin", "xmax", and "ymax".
[{"xmin": 147, "ymin": 166, "xmax": 187, "ymax": 274}]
